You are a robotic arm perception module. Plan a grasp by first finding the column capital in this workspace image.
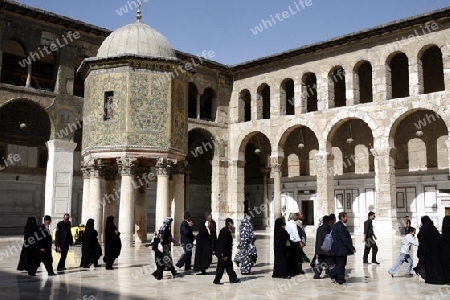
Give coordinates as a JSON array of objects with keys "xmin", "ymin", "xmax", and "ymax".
[
  {"xmin": 173, "ymin": 161, "xmax": 187, "ymax": 174},
  {"xmin": 45, "ymin": 139, "xmax": 77, "ymax": 152},
  {"xmin": 117, "ymin": 157, "xmax": 138, "ymax": 176},
  {"xmin": 315, "ymin": 150, "xmax": 334, "ymax": 160},
  {"xmin": 156, "ymin": 157, "xmax": 173, "ymax": 176},
  {"xmin": 101, "ymin": 161, "xmax": 118, "ymax": 181},
  {"xmin": 370, "ymin": 147, "xmax": 396, "ymax": 157},
  {"xmin": 271, "ymin": 163, "xmax": 282, "ymax": 173}
]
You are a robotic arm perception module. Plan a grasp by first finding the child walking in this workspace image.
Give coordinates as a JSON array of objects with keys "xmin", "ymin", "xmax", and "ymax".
[{"xmin": 388, "ymin": 227, "xmax": 419, "ymax": 278}]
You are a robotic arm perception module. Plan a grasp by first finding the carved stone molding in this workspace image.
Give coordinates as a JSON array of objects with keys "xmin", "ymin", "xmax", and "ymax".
[
  {"xmin": 271, "ymin": 163, "xmax": 282, "ymax": 173},
  {"xmin": 116, "ymin": 157, "xmax": 138, "ymax": 176},
  {"xmin": 370, "ymin": 147, "xmax": 396, "ymax": 157},
  {"xmin": 156, "ymin": 157, "xmax": 172, "ymax": 176}
]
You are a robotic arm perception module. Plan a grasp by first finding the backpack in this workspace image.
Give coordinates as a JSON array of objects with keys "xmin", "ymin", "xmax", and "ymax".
[{"xmin": 321, "ymin": 230, "xmax": 333, "ymax": 253}]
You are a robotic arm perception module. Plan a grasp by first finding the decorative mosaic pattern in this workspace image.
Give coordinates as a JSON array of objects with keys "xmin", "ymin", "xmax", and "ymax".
[{"xmin": 171, "ymin": 79, "xmax": 188, "ymax": 154}]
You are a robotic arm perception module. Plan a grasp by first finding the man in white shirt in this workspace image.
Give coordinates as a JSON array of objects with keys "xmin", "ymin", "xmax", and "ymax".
[{"xmin": 285, "ymin": 213, "xmax": 301, "ymax": 276}]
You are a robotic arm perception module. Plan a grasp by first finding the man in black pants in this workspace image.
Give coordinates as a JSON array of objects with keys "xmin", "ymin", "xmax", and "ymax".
[
  {"xmin": 176, "ymin": 211, "xmax": 195, "ymax": 271},
  {"xmin": 29, "ymin": 215, "xmax": 56, "ymax": 276},
  {"xmin": 213, "ymin": 218, "xmax": 240, "ymax": 284},
  {"xmin": 55, "ymin": 213, "xmax": 73, "ymax": 271},
  {"xmin": 328, "ymin": 212, "xmax": 356, "ymax": 285},
  {"xmin": 363, "ymin": 211, "xmax": 379, "ymax": 264}
]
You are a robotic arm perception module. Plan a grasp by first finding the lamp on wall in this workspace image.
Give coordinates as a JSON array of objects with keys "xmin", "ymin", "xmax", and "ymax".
[
  {"xmin": 346, "ymin": 122, "xmax": 354, "ymax": 144},
  {"xmin": 255, "ymin": 137, "xmax": 262, "ymax": 155},
  {"xmin": 298, "ymin": 127, "xmax": 305, "ymax": 149},
  {"xmin": 415, "ymin": 114, "xmax": 424, "ymax": 137}
]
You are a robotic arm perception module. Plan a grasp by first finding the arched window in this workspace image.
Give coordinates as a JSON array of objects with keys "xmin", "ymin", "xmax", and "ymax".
[
  {"xmin": 257, "ymin": 84, "xmax": 271, "ymax": 119},
  {"xmin": 303, "ymin": 73, "xmax": 317, "ymax": 112},
  {"xmin": 329, "ymin": 67, "xmax": 346, "ymax": 107},
  {"xmin": 188, "ymin": 82, "xmax": 198, "ymax": 119},
  {"xmin": 239, "ymin": 89, "xmax": 251, "ymax": 122},
  {"xmin": 421, "ymin": 45, "xmax": 444, "ymax": 94},
  {"xmin": 280, "ymin": 79, "xmax": 294, "ymax": 115},
  {"xmin": 287, "ymin": 153, "xmax": 299, "ymax": 177},
  {"xmin": 355, "ymin": 61, "xmax": 373, "ymax": 103},
  {"xmin": 200, "ymin": 87, "xmax": 216, "ymax": 121},
  {"xmin": 1, "ymin": 39, "xmax": 28, "ymax": 86},
  {"xmin": 389, "ymin": 53, "xmax": 409, "ymax": 98}
]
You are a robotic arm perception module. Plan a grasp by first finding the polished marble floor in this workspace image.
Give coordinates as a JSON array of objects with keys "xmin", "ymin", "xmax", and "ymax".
[{"xmin": 0, "ymin": 231, "xmax": 448, "ymax": 300}]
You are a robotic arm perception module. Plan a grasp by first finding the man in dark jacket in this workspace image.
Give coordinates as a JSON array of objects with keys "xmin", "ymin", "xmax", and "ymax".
[
  {"xmin": 55, "ymin": 213, "xmax": 73, "ymax": 271},
  {"xmin": 313, "ymin": 215, "xmax": 334, "ymax": 279},
  {"xmin": 328, "ymin": 212, "xmax": 355, "ymax": 285},
  {"xmin": 176, "ymin": 211, "xmax": 195, "ymax": 271},
  {"xmin": 363, "ymin": 211, "xmax": 379, "ymax": 264},
  {"xmin": 29, "ymin": 215, "xmax": 56, "ymax": 276},
  {"xmin": 213, "ymin": 218, "xmax": 240, "ymax": 284}
]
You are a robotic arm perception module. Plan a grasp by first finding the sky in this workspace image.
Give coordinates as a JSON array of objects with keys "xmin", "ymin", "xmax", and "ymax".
[{"xmin": 15, "ymin": 0, "xmax": 449, "ymax": 65}]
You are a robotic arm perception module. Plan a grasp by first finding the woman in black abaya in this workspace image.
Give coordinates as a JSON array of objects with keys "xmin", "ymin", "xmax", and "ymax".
[
  {"xmin": 416, "ymin": 215, "xmax": 445, "ymax": 284},
  {"xmin": 193, "ymin": 213, "xmax": 212, "ymax": 275},
  {"xmin": 80, "ymin": 219, "xmax": 102, "ymax": 268},
  {"xmin": 441, "ymin": 216, "xmax": 450, "ymax": 284},
  {"xmin": 103, "ymin": 216, "xmax": 121, "ymax": 270},
  {"xmin": 272, "ymin": 217, "xmax": 290, "ymax": 279},
  {"xmin": 150, "ymin": 217, "xmax": 177, "ymax": 280},
  {"xmin": 17, "ymin": 217, "xmax": 38, "ymax": 272}
]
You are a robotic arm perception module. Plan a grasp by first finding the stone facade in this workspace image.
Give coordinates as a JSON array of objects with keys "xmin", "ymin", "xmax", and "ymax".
[{"xmin": 0, "ymin": 1, "xmax": 449, "ymax": 239}]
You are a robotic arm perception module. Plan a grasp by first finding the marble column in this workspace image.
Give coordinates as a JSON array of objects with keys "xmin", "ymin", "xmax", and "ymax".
[
  {"xmin": 261, "ymin": 168, "xmax": 271, "ymax": 228},
  {"xmin": 227, "ymin": 160, "xmax": 245, "ymax": 229},
  {"xmin": 172, "ymin": 162, "xmax": 185, "ymax": 240},
  {"xmin": 80, "ymin": 162, "xmax": 91, "ymax": 224},
  {"xmin": 44, "ymin": 139, "xmax": 77, "ymax": 220},
  {"xmin": 371, "ymin": 147, "xmax": 397, "ymax": 235},
  {"xmin": 117, "ymin": 157, "xmax": 137, "ymax": 246},
  {"xmin": 88, "ymin": 159, "xmax": 103, "ymax": 241},
  {"xmin": 155, "ymin": 158, "xmax": 171, "ymax": 232},
  {"xmin": 184, "ymin": 166, "xmax": 191, "ymax": 213},
  {"xmin": 135, "ymin": 166, "xmax": 149, "ymax": 243},
  {"xmin": 315, "ymin": 151, "xmax": 335, "ymax": 216},
  {"xmin": 211, "ymin": 159, "xmax": 224, "ymax": 224},
  {"xmin": 271, "ymin": 162, "xmax": 282, "ymax": 220},
  {"xmin": 103, "ymin": 162, "xmax": 118, "ymax": 232}
]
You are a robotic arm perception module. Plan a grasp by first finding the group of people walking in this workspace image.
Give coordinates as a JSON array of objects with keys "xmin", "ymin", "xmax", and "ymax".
[
  {"xmin": 148, "ymin": 212, "xmax": 257, "ymax": 284},
  {"xmin": 17, "ymin": 214, "xmax": 121, "ymax": 276}
]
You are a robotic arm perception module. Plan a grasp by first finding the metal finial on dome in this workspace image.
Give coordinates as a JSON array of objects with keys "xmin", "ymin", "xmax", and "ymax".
[{"xmin": 136, "ymin": 3, "xmax": 142, "ymax": 23}]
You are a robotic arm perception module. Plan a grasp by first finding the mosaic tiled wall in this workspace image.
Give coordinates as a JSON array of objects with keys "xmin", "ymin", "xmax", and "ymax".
[{"xmin": 82, "ymin": 65, "xmax": 188, "ymax": 155}]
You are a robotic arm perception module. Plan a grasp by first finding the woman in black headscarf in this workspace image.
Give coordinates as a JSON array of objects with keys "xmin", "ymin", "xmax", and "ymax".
[
  {"xmin": 103, "ymin": 216, "xmax": 121, "ymax": 270},
  {"xmin": 441, "ymin": 216, "xmax": 450, "ymax": 284},
  {"xmin": 149, "ymin": 217, "xmax": 177, "ymax": 280},
  {"xmin": 272, "ymin": 217, "xmax": 290, "ymax": 279},
  {"xmin": 80, "ymin": 219, "xmax": 102, "ymax": 268},
  {"xmin": 17, "ymin": 217, "xmax": 38, "ymax": 272},
  {"xmin": 415, "ymin": 215, "xmax": 445, "ymax": 284}
]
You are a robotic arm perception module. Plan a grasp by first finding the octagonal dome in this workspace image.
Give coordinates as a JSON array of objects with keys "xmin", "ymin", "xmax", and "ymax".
[{"xmin": 97, "ymin": 22, "xmax": 176, "ymax": 59}]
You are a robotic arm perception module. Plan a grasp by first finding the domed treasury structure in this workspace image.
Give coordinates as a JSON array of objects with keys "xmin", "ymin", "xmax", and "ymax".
[{"xmin": 79, "ymin": 12, "xmax": 192, "ymax": 245}]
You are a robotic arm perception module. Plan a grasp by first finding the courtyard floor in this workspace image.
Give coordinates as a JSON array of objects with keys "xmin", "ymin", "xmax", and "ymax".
[{"xmin": 0, "ymin": 230, "xmax": 448, "ymax": 300}]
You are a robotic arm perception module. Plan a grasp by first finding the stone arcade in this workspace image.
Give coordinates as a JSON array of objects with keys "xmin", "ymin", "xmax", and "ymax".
[{"xmin": 1, "ymin": 1, "xmax": 450, "ymax": 243}]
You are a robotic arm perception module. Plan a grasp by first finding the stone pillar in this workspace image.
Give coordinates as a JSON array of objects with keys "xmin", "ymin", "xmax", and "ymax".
[
  {"xmin": 316, "ymin": 72, "xmax": 329, "ymax": 110},
  {"xmin": 135, "ymin": 166, "xmax": 149, "ymax": 243},
  {"xmin": 172, "ymin": 162, "xmax": 185, "ymax": 240},
  {"xmin": 155, "ymin": 158, "xmax": 171, "ymax": 232},
  {"xmin": 409, "ymin": 56, "xmax": 422, "ymax": 96},
  {"xmin": 103, "ymin": 162, "xmax": 118, "ymax": 231},
  {"xmin": 373, "ymin": 63, "xmax": 389, "ymax": 103},
  {"xmin": 345, "ymin": 66, "xmax": 355, "ymax": 106},
  {"xmin": 271, "ymin": 161, "xmax": 282, "ymax": 220},
  {"xmin": 88, "ymin": 160, "xmax": 103, "ymax": 241},
  {"xmin": 295, "ymin": 81, "xmax": 305, "ymax": 115},
  {"xmin": 44, "ymin": 140, "xmax": 77, "ymax": 220},
  {"xmin": 227, "ymin": 160, "xmax": 245, "ymax": 228},
  {"xmin": 117, "ymin": 157, "xmax": 137, "ymax": 246},
  {"xmin": 315, "ymin": 151, "xmax": 335, "ymax": 216},
  {"xmin": 261, "ymin": 168, "xmax": 271, "ymax": 228},
  {"xmin": 371, "ymin": 147, "xmax": 397, "ymax": 235},
  {"xmin": 196, "ymin": 94, "xmax": 201, "ymax": 119},
  {"xmin": 442, "ymin": 45, "xmax": 450, "ymax": 91},
  {"xmin": 80, "ymin": 162, "xmax": 91, "ymax": 224}
]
